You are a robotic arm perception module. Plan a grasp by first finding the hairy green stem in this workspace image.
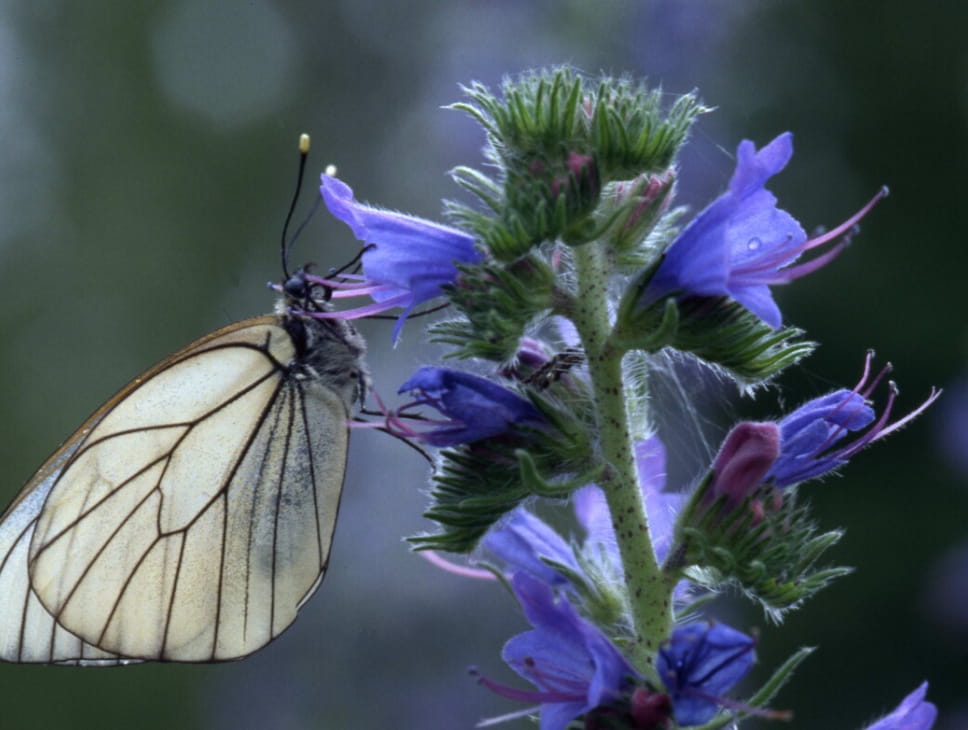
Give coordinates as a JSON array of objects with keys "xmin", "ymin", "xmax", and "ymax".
[{"xmin": 570, "ymin": 242, "xmax": 671, "ymax": 683}]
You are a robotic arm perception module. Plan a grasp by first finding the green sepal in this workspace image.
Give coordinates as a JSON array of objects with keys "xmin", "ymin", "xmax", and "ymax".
[
  {"xmin": 698, "ymin": 647, "xmax": 815, "ymax": 729},
  {"xmin": 589, "ymin": 78, "xmax": 705, "ymax": 181},
  {"xmin": 409, "ymin": 388, "xmax": 598, "ymax": 553},
  {"xmin": 594, "ymin": 170, "xmax": 676, "ymax": 260},
  {"xmin": 673, "ymin": 485, "xmax": 852, "ymax": 619},
  {"xmin": 431, "ymin": 251, "xmax": 557, "ymax": 362},
  {"xmin": 615, "ymin": 287, "xmax": 815, "ymax": 385},
  {"xmin": 542, "ymin": 548, "xmax": 629, "ymax": 635},
  {"xmin": 447, "ymin": 68, "xmax": 705, "ymax": 260},
  {"xmin": 410, "ymin": 450, "xmax": 601, "ymax": 553},
  {"xmin": 514, "ymin": 449, "xmax": 603, "ymax": 498},
  {"xmin": 613, "ymin": 297, "xmax": 679, "ymax": 354}
]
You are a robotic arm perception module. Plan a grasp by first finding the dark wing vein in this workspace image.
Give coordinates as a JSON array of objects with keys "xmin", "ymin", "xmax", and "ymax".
[
  {"xmin": 296, "ymin": 384, "xmax": 325, "ymax": 567},
  {"xmin": 270, "ymin": 381, "xmax": 298, "ymax": 635},
  {"xmin": 31, "ymin": 364, "xmax": 282, "ymax": 556},
  {"xmin": 240, "ymin": 382, "xmax": 289, "ymax": 648}
]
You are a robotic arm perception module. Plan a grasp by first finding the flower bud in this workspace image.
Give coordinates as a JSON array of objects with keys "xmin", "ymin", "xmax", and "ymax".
[
  {"xmin": 599, "ymin": 168, "xmax": 675, "ymax": 253},
  {"xmin": 708, "ymin": 421, "xmax": 781, "ymax": 508}
]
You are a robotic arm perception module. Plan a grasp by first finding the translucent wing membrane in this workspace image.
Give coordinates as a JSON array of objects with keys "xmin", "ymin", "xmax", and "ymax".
[{"xmin": 0, "ymin": 316, "xmax": 350, "ymax": 663}]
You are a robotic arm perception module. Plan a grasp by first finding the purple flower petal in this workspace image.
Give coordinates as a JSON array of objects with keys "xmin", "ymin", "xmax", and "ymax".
[
  {"xmin": 481, "ymin": 509, "xmax": 578, "ymax": 588},
  {"xmin": 864, "ymin": 682, "xmax": 937, "ymax": 730},
  {"xmin": 490, "ymin": 573, "xmax": 637, "ymax": 730},
  {"xmin": 320, "ymin": 174, "xmax": 481, "ymax": 340},
  {"xmin": 641, "ymin": 132, "xmax": 884, "ymax": 330},
  {"xmin": 767, "ymin": 353, "xmax": 940, "ymax": 487}
]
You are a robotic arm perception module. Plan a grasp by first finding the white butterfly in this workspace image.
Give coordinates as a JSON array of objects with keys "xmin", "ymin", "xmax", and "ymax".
[{"xmin": 0, "ymin": 266, "xmax": 369, "ymax": 665}]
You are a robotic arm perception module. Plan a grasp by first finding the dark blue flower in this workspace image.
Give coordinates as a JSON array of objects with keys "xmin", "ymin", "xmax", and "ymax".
[
  {"xmin": 317, "ymin": 174, "xmax": 482, "ymax": 340},
  {"xmin": 391, "ymin": 366, "xmax": 545, "ymax": 447},
  {"xmin": 767, "ymin": 352, "xmax": 940, "ymax": 487},
  {"xmin": 476, "ymin": 572, "xmax": 638, "ymax": 730},
  {"xmin": 643, "ymin": 132, "xmax": 886, "ymax": 329},
  {"xmin": 863, "ymin": 682, "xmax": 936, "ymax": 730},
  {"xmin": 657, "ymin": 621, "xmax": 756, "ymax": 726}
]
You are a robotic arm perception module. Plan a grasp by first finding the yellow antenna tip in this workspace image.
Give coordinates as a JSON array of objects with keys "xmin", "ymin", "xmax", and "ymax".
[
  {"xmin": 299, "ymin": 133, "xmax": 310, "ymax": 154},
  {"xmin": 324, "ymin": 163, "xmax": 338, "ymax": 177}
]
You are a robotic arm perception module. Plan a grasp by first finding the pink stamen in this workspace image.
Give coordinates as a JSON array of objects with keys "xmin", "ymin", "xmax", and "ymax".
[
  {"xmin": 768, "ymin": 240, "xmax": 848, "ymax": 284},
  {"xmin": 856, "ymin": 349, "xmax": 876, "ymax": 394},
  {"xmin": 305, "ymin": 292, "xmax": 413, "ymax": 321},
  {"xmin": 470, "ymin": 667, "xmax": 584, "ymax": 704},
  {"xmin": 472, "ymin": 667, "xmax": 585, "ymax": 704},
  {"xmin": 861, "ymin": 363, "xmax": 892, "ymax": 400},
  {"xmin": 475, "ymin": 706, "xmax": 545, "ymax": 728},
  {"xmin": 743, "ymin": 186, "xmax": 889, "ymax": 286},
  {"xmin": 802, "ymin": 186, "xmax": 889, "ymax": 252},
  {"xmin": 348, "ymin": 419, "xmax": 382, "ymax": 431},
  {"xmin": 329, "ymin": 283, "xmax": 400, "ymax": 299},
  {"xmin": 306, "ymin": 272, "xmax": 367, "ymax": 285},
  {"xmin": 517, "ymin": 656, "xmax": 593, "ymax": 695},
  {"xmin": 868, "ymin": 384, "xmax": 942, "ymax": 443},
  {"xmin": 809, "ymin": 353, "xmax": 888, "ymax": 456},
  {"xmin": 810, "ymin": 352, "xmax": 941, "ymax": 459},
  {"xmin": 419, "ymin": 551, "xmax": 498, "ymax": 581}
]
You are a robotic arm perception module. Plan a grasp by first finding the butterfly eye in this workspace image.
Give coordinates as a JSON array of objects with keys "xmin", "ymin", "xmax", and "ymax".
[{"xmin": 283, "ymin": 270, "xmax": 310, "ymax": 299}]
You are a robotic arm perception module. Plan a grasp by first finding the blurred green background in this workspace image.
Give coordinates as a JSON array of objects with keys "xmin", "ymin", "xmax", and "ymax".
[{"xmin": 0, "ymin": 1, "xmax": 965, "ymax": 728}]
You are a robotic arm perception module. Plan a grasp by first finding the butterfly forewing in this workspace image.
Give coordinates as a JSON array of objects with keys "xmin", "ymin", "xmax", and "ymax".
[{"xmin": 0, "ymin": 313, "xmax": 361, "ymax": 663}]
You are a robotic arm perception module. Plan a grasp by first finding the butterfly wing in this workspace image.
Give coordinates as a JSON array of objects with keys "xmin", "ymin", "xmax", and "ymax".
[
  {"xmin": 0, "ymin": 315, "xmax": 351, "ymax": 663},
  {"xmin": 0, "ymin": 443, "xmax": 130, "ymax": 665}
]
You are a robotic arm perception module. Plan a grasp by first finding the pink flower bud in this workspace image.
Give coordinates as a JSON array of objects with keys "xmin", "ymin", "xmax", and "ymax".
[{"xmin": 708, "ymin": 422, "xmax": 781, "ymax": 506}]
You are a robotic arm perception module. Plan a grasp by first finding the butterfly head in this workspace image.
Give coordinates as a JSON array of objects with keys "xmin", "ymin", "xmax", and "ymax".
[{"xmin": 281, "ymin": 265, "xmax": 332, "ymax": 314}]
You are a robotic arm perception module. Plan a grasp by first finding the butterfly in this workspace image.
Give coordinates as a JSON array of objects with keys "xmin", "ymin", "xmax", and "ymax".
[{"xmin": 0, "ymin": 148, "xmax": 370, "ymax": 665}]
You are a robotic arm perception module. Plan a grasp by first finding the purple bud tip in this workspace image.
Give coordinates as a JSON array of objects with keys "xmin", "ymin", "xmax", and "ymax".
[{"xmin": 710, "ymin": 422, "xmax": 782, "ymax": 504}]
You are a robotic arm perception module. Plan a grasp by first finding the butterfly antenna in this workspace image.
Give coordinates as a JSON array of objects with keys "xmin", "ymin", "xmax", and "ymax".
[
  {"xmin": 280, "ymin": 133, "xmax": 312, "ymax": 281},
  {"xmin": 326, "ymin": 244, "xmax": 370, "ymax": 281}
]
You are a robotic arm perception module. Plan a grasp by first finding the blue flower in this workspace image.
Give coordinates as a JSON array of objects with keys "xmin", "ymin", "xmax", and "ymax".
[
  {"xmin": 317, "ymin": 174, "xmax": 482, "ymax": 340},
  {"xmin": 391, "ymin": 366, "xmax": 545, "ymax": 447},
  {"xmin": 657, "ymin": 621, "xmax": 756, "ymax": 727},
  {"xmin": 767, "ymin": 352, "xmax": 940, "ymax": 487},
  {"xmin": 702, "ymin": 354, "xmax": 940, "ymax": 497},
  {"xmin": 863, "ymin": 682, "xmax": 936, "ymax": 730},
  {"xmin": 475, "ymin": 572, "xmax": 638, "ymax": 730},
  {"xmin": 643, "ymin": 132, "xmax": 886, "ymax": 328}
]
